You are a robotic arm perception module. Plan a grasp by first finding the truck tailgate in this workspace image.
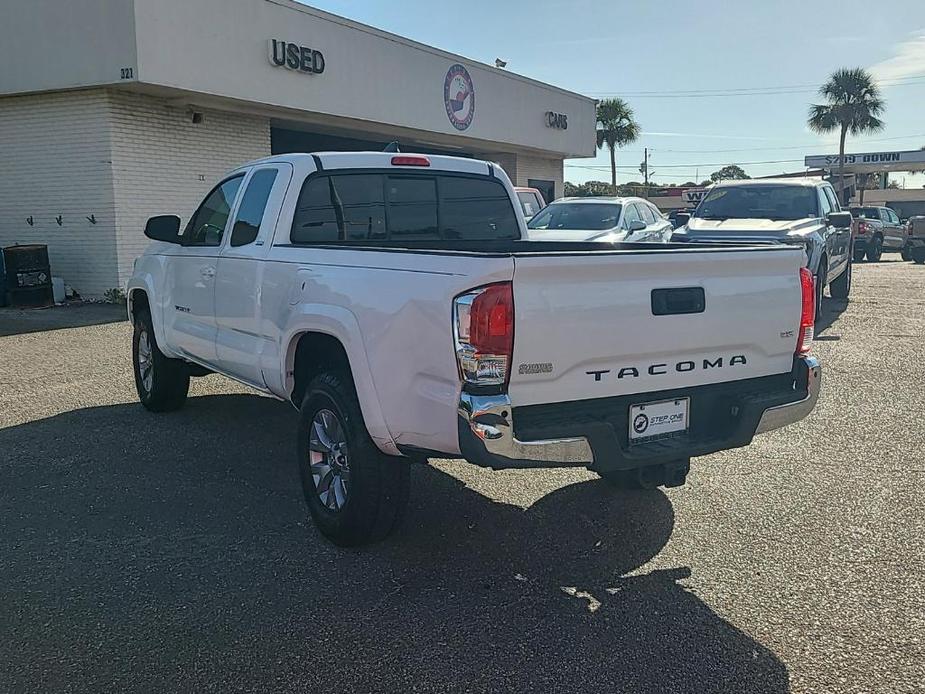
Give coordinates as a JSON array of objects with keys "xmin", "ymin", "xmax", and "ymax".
[{"xmin": 508, "ymin": 247, "xmax": 805, "ymax": 407}]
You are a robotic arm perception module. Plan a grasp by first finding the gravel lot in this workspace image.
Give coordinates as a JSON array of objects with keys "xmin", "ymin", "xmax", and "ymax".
[{"xmin": 1, "ymin": 260, "xmax": 923, "ymax": 694}]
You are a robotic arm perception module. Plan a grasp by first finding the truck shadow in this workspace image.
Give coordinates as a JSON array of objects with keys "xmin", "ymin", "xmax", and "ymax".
[
  {"xmin": 816, "ymin": 296, "xmax": 849, "ymax": 338},
  {"xmin": 0, "ymin": 302, "xmax": 126, "ymax": 337},
  {"xmin": 0, "ymin": 394, "xmax": 789, "ymax": 693}
]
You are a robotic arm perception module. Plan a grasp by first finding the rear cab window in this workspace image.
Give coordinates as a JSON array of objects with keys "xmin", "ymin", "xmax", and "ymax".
[{"xmin": 289, "ymin": 171, "xmax": 519, "ymax": 244}]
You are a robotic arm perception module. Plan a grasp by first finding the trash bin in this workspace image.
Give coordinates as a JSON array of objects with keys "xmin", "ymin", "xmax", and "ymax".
[{"xmin": 3, "ymin": 244, "xmax": 53, "ymax": 308}]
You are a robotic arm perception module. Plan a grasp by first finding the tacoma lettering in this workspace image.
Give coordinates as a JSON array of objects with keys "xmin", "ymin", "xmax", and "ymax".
[{"xmin": 588, "ymin": 355, "xmax": 748, "ymax": 381}]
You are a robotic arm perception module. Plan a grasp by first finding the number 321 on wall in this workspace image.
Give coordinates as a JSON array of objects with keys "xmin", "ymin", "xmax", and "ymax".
[{"xmin": 120, "ymin": 67, "xmax": 134, "ymax": 79}]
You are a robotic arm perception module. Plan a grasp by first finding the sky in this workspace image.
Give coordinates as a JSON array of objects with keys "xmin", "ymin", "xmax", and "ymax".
[{"xmin": 299, "ymin": 0, "xmax": 925, "ymax": 187}]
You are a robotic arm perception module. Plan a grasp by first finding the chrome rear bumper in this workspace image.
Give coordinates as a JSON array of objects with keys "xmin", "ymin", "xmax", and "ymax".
[
  {"xmin": 457, "ymin": 357, "xmax": 821, "ymax": 470},
  {"xmin": 755, "ymin": 356, "xmax": 821, "ymax": 435}
]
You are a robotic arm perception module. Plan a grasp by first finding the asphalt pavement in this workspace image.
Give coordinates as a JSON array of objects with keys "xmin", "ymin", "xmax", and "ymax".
[{"xmin": 0, "ymin": 261, "xmax": 923, "ymax": 693}]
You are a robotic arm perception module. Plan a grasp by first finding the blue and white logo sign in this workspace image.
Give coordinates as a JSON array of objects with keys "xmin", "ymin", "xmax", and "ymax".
[{"xmin": 444, "ymin": 64, "xmax": 475, "ymax": 131}]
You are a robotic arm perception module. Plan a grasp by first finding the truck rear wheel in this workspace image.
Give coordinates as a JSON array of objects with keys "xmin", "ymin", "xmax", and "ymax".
[
  {"xmin": 297, "ymin": 371, "xmax": 409, "ymax": 546},
  {"xmin": 132, "ymin": 308, "xmax": 189, "ymax": 412},
  {"xmin": 913, "ymin": 248, "xmax": 925, "ymax": 265}
]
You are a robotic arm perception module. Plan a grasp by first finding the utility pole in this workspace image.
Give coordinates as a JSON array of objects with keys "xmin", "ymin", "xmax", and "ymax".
[{"xmin": 643, "ymin": 147, "xmax": 649, "ymax": 198}]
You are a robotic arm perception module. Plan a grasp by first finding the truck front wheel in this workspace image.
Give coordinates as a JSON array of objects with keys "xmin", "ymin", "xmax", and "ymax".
[
  {"xmin": 132, "ymin": 309, "xmax": 189, "ymax": 412},
  {"xmin": 297, "ymin": 372, "xmax": 409, "ymax": 546},
  {"xmin": 866, "ymin": 235, "xmax": 883, "ymax": 262}
]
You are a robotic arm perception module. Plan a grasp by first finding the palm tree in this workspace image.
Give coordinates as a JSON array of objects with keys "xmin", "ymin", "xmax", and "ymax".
[
  {"xmin": 808, "ymin": 67, "xmax": 885, "ymax": 204},
  {"xmin": 596, "ymin": 98, "xmax": 640, "ymax": 194}
]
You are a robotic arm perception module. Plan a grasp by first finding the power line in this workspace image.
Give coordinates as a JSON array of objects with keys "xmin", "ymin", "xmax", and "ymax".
[
  {"xmin": 572, "ymin": 134, "xmax": 925, "ymax": 160},
  {"xmin": 585, "ymin": 74, "xmax": 925, "ymax": 99},
  {"xmin": 567, "ymin": 157, "xmax": 805, "ymax": 170}
]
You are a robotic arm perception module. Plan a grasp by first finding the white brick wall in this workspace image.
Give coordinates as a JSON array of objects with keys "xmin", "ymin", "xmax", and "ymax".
[
  {"xmin": 109, "ymin": 92, "xmax": 270, "ymax": 287},
  {"xmin": 0, "ymin": 88, "xmax": 271, "ymax": 297},
  {"xmin": 516, "ymin": 154, "xmax": 563, "ymax": 200},
  {"xmin": 0, "ymin": 90, "xmax": 119, "ymax": 297}
]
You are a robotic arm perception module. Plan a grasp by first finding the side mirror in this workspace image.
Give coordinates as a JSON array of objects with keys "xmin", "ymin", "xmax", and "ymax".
[
  {"xmin": 144, "ymin": 215, "xmax": 182, "ymax": 243},
  {"xmin": 673, "ymin": 212, "xmax": 691, "ymax": 228},
  {"xmin": 828, "ymin": 211, "xmax": 852, "ymax": 229},
  {"xmin": 628, "ymin": 219, "xmax": 646, "ymax": 232}
]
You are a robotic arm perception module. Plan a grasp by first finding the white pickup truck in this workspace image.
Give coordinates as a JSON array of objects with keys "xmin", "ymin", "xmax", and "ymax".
[{"xmin": 127, "ymin": 152, "xmax": 821, "ymax": 545}]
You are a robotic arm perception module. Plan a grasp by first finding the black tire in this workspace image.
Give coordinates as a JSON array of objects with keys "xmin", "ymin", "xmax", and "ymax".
[
  {"xmin": 829, "ymin": 258, "xmax": 852, "ymax": 300},
  {"xmin": 901, "ymin": 245, "xmax": 912, "ymax": 262},
  {"xmin": 853, "ymin": 248, "xmax": 867, "ymax": 263},
  {"xmin": 913, "ymin": 248, "xmax": 925, "ymax": 265},
  {"xmin": 132, "ymin": 309, "xmax": 189, "ymax": 412},
  {"xmin": 866, "ymin": 235, "xmax": 883, "ymax": 262},
  {"xmin": 814, "ymin": 260, "xmax": 826, "ymax": 322},
  {"xmin": 297, "ymin": 371, "xmax": 410, "ymax": 546}
]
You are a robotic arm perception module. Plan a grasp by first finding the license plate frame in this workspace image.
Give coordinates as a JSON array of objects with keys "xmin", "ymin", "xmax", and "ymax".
[{"xmin": 629, "ymin": 397, "xmax": 690, "ymax": 443}]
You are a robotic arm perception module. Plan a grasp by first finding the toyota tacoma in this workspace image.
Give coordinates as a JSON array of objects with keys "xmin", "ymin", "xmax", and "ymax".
[{"xmin": 127, "ymin": 152, "xmax": 821, "ymax": 545}]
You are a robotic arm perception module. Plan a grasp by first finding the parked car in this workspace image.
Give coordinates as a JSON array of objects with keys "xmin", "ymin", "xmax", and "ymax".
[
  {"xmin": 514, "ymin": 186, "xmax": 546, "ymax": 220},
  {"xmin": 672, "ymin": 178, "xmax": 853, "ymax": 319},
  {"xmin": 127, "ymin": 152, "xmax": 820, "ymax": 545},
  {"xmin": 908, "ymin": 216, "xmax": 925, "ymax": 264},
  {"xmin": 526, "ymin": 196, "xmax": 672, "ymax": 242},
  {"xmin": 848, "ymin": 206, "xmax": 908, "ymax": 262},
  {"xmin": 668, "ymin": 207, "xmax": 695, "ymax": 230}
]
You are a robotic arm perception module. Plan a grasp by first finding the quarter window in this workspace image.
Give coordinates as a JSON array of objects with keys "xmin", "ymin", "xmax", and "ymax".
[
  {"xmin": 638, "ymin": 203, "xmax": 656, "ymax": 224},
  {"xmin": 231, "ymin": 169, "xmax": 279, "ymax": 247},
  {"xmin": 184, "ymin": 175, "xmax": 244, "ymax": 246}
]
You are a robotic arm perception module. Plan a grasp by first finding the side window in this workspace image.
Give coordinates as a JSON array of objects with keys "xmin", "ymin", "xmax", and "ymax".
[
  {"xmin": 648, "ymin": 203, "xmax": 664, "ymax": 221},
  {"xmin": 291, "ymin": 174, "xmax": 385, "ymax": 243},
  {"xmin": 623, "ymin": 204, "xmax": 642, "ymax": 228},
  {"xmin": 823, "ymin": 186, "xmax": 840, "ymax": 214},
  {"xmin": 819, "ymin": 188, "xmax": 833, "ymax": 217},
  {"xmin": 230, "ymin": 169, "xmax": 279, "ymax": 247},
  {"xmin": 386, "ymin": 177, "xmax": 438, "ymax": 239},
  {"xmin": 185, "ymin": 176, "xmax": 244, "ymax": 246},
  {"xmin": 887, "ymin": 209, "xmax": 900, "ymax": 225},
  {"xmin": 639, "ymin": 203, "xmax": 656, "ymax": 225},
  {"xmin": 440, "ymin": 176, "xmax": 519, "ymax": 240}
]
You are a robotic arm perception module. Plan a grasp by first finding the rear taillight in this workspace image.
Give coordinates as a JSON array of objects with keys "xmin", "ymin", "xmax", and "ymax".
[
  {"xmin": 454, "ymin": 283, "xmax": 514, "ymax": 388},
  {"xmin": 796, "ymin": 267, "xmax": 815, "ymax": 355}
]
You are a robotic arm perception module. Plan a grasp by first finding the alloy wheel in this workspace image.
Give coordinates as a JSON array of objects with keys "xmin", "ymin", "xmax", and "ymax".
[
  {"xmin": 308, "ymin": 409, "xmax": 351, "ymax": 511},
  {"xmin": 137, "ymin": 328, "xmax": 154, "ymax": 393}
]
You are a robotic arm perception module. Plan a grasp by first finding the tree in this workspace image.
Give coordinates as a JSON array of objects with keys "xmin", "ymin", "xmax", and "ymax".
[
  {"xmin": 808, "ymin": 67, "xmax": 885, "ymax": 204},
  {"xmin": 596, "ymin": 98, "xmax": 640, "ymax": 194},
  {"xmin": 710, "ymin": 165, "xmax": 749, "ymax": 183}
]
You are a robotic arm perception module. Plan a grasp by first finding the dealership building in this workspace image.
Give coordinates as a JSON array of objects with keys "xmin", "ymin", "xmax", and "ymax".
[{"xmin": 0, "ymin": 0, "xmax": 596, "ymax": 296}]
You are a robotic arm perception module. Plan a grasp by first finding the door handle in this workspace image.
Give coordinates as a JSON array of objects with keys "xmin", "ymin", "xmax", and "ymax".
[{"xmin": 200, "ymin": 266, "xmax": 216, "ymax": 279}]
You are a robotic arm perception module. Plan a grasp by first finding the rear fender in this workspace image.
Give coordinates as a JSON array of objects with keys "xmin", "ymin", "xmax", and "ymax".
[{"xmin": 281, "ymin": 304, "xmax": 397, "ymax": 455}]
